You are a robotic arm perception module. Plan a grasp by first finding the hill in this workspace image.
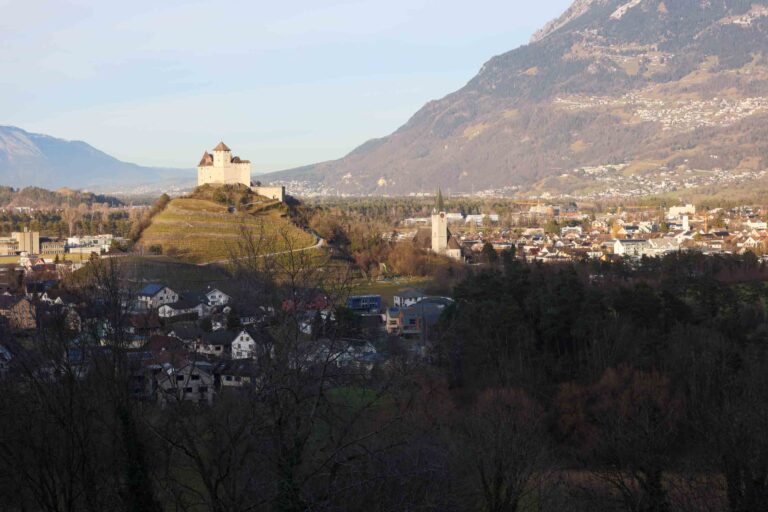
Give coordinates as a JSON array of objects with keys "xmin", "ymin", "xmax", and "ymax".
[
  {"xmin": 0, "ymin": 186, "xmax": 123, "ymax": 208},
  {"xmin": 262, "ymin": 0, "xmax": 768, "ymax": 199},
  {"xmin": 0, "ymin": 126, "xmax": 192, "ymax": 193},
  {"xmin": 138, "ymin": 187, "xmax": 317, "ymax": 264}
]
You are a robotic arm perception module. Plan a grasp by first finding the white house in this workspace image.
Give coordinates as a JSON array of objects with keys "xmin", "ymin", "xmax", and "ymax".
[
  {"xmin": 158, "ymin": 298, "xmax": 209, "ymax": 319},
  {"xmin": 613, "ymin": 239, "xmax": 651, "ymax": 257},
  {"xmin": 205, "ymin": 288, "xmax": 231, "ymax": 307},
  {"xmin": 394, "ymin": 289, "xmax": 428, "ymax": 308},
  {"xmin": 156, "ymin": 363, "xmax": 214, "ymax": 406},
  {"xmin": 647, "ymin": 238, "xmax": 680, "ymax": 257},
  {"xmin": 231, "ymin": 330, "xmax": 257, "ymax": 360},
  {"xmin": 137, "ymin": 284, "xmax": 179, "ymax": 310},
  {"xmin": 194, "ymin": 331, "xmax": 235, "ymax": 357},
  {"xmin": 668, "ymin": 204, "xmax": 696, "ymax": 220},
  {"xmin": 215, "ymin": 360, "xmax": 257, "ymax": 388},
  {"xmin": 747, "ymin": 220, "xmax": 768, "ymax": 230}
]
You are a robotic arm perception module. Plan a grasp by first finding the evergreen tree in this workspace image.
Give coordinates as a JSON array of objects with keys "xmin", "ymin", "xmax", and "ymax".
[{"xmin": 436, "ymin": 187, "xmax": 445, "ymax": 212}]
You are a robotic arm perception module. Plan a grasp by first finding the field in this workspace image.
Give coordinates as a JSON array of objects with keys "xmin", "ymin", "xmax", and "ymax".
[
  {"xmin": 349, "ymin": 277, "xmax": 433, "ymax": 308},
  {"xmin": 138, "ymin": 198, "xmax": 317, "ymax": 264},
  {"xmin": 118, "ymin": 256, "xmax": 232, "ymax": 292}
]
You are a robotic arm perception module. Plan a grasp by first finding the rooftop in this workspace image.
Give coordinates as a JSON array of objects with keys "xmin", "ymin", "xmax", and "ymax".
[
  {"xmin": 213, "ymin": 141, "xmax": 231, "ymax": 152},
  {"xmin": 138, "ymin": 283, "xmax": 166, "ymax": 297}
]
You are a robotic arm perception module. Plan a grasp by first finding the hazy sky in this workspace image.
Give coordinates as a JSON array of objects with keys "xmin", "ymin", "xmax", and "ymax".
[{"xmin": 1, "ymin": 0, "xmax": 572, "ymax": 171}]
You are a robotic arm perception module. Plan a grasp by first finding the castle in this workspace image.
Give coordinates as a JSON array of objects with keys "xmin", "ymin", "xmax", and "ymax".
[
  {"xmin": 197, "ymin": 142, "xmax": 285, "ymax": 202},
  {"xmin": 197, "ymin": 142, "xmax": 251, "ymax": 188}
]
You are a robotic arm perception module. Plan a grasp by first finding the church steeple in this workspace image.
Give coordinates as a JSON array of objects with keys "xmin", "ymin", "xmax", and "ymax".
[{"xmin": 436, "ymin": 187, "xmax": 445, "ymax": 212}]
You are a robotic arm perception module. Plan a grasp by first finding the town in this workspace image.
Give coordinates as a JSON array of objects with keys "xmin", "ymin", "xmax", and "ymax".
[{"xmin": 2, "ymin": 187, "xmax": 768, "ymax": 399}]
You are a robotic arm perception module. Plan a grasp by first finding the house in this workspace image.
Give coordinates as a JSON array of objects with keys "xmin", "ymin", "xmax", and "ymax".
[
  {"xmin": 668, "ymin": 204, "xmax": 696, "ymax": 220},
  {"xmin": 41, "ymin": 290, "xmax": 80, "ymax": 307},
  {"xmin": 393, "ymin": 289, "xmax": 428, "ymax": 308},
  {"xmin": 137, "ymin": 284, "xmax": 179, "ymax": 310},
  {"xmin": 236, "ymin": 306, "xmax": 264, "ymax": 326},
  {"xmin": 231, "ymin": 329, "xmax": 272, "ymax": 360},
  {"xmin": 334, "ymin": 339, "xmax": 379, "ymax": 371},
  {"xmin": 747, "ymin": 220, "xmax": 768, "ymax": 230},
  {"xmin": 0, "ymin": 295, "xmax": 36, "ymax": 330},
  {"xmin": 214, "ymin": 359, "xmax": 259, "ymax": 389},
  {"xmin": 145, "ymin": 335, "xmax": 188, "ymax": 368},
  {"xmin": 194, "ymin": 330, "xmax": 236, "ymax": 357},
  {"xmin": 301, "ymin": 338, "xmax": 380, "ymax": 372},
  {"xmin": 647, "ymin": 238, "xmax": 680, "ymax": 257},
  {"xmin": 742, "ymin": 236, "xmax": 764, "ymax": 250},
  {"xmin": 167, "ymin": 322, "xmax": 204, "ymax": 345},
  {"xmin": 398, "ymin": 297, "xmax": 454, "ymax": 340},
  {"xmin": 613, "ymin": 239, "xmax": 651, "ymax": 258},
  {"xmin": 158, "ymin": 297, "xmax": 209, "ymax": 319},
  {"xmin": 346, "ymin": 295, "xmax": 383, "ymax": 314},
  {"xmin": 25, "ymin": 279, "xmax": 58, "ymax": 299},
  {"xmin": 386, "ymin": 307, "xmax": 403, "ymax": 334},
  {"xmin": 156, "ymin": 362, "xmax": 215, "ymax": 406},
  {"xmin": 205, "ymin": 287, "xmax": 231, "ymax": 307}
]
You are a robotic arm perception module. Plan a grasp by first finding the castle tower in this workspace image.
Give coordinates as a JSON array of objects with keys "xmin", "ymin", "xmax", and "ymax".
[
  {"xmin": 212, "ymin": 141, "xmax": 231, "ymax": 167},
  {"xmin": 431, "ymin": 211, "xmax": 448, "ymax": 254}
]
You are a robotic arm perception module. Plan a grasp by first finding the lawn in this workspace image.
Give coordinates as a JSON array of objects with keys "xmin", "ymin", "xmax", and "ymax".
[{"xmin": 349, "ymin": 277, "xmax": 433, "ymax": 308}]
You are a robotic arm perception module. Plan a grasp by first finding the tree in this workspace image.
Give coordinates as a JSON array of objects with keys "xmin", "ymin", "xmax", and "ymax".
[
  {"xmin": 545, "ymin": 219, "xmax": 560, "ymax": 235},
  {"xmin": 449, "ymin": 388, "xmax": 551, "ymax": 512},
  {"xmin": 482, "ymin": 242, "xmax": 499, "ymax": 265},
  {"xmin": 557, "ymin": 367, "xmax": 684, "ymax": 512}
]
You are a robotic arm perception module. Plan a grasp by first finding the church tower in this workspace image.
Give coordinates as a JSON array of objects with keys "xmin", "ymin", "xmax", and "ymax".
[{"xmin": 431, "ymin": 211, "xmax": 448, "ymax": 254}]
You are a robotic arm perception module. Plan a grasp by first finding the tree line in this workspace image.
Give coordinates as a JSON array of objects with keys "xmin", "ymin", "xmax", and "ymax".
[{"xmin": 1, "ymin": 246, "xmax": 768, "ymax": 510}]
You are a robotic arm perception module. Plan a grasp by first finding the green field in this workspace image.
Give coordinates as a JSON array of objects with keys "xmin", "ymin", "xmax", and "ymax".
[
  {"xmin": 349, "ymin": 278, "xmax": 433, "ymax": 308},
  {"xmin": 138, "ymin": 198, "xmax": 316, "ymax": 264}
]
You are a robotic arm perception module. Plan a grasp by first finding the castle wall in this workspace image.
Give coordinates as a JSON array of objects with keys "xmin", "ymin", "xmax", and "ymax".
[
  {"xmin": 251, "ymin": 186, "xmax": 285, "ymax": 202},
  {"xmin": 197, "ymin": 162, "xmax": 251, "ymax": 187}
]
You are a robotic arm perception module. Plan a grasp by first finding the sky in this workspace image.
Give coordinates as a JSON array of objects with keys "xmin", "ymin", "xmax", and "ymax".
[{"xmin": 1, "ymin": 0, "xmax": 573, "ymax": 172}]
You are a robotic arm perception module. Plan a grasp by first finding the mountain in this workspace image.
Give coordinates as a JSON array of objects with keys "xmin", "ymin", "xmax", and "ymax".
[
  {"xmin": 263, "ymin": 0, "xmax": 768, "ymax": 198},
  {"xmin": 0, "ymin": 126, "xmax": 193, "ymax": 193},
  {"xmin": 0, "ymin": 186, "xmax": 123, "ymax": 208}
]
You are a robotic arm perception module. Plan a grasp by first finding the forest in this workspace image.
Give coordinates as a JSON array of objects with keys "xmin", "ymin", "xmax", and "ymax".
[{"xmin": 1, "ymin": 249, "xmax": 767, "ymax": 511}]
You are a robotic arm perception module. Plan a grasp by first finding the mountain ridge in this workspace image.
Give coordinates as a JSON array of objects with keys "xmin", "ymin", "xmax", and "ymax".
[
  {"xmin": 262, "ymin": 0, "xmax": 768, "ymax": 198},
  {"xmin": 0, "ymin": 125, "xmax": 192, "ymax": 193}
]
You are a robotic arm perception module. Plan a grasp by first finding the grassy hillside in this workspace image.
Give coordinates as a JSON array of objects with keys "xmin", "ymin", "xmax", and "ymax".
[{"xmin": 138, "ymin": 196, "xmax": 316, "ymax": 264}]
